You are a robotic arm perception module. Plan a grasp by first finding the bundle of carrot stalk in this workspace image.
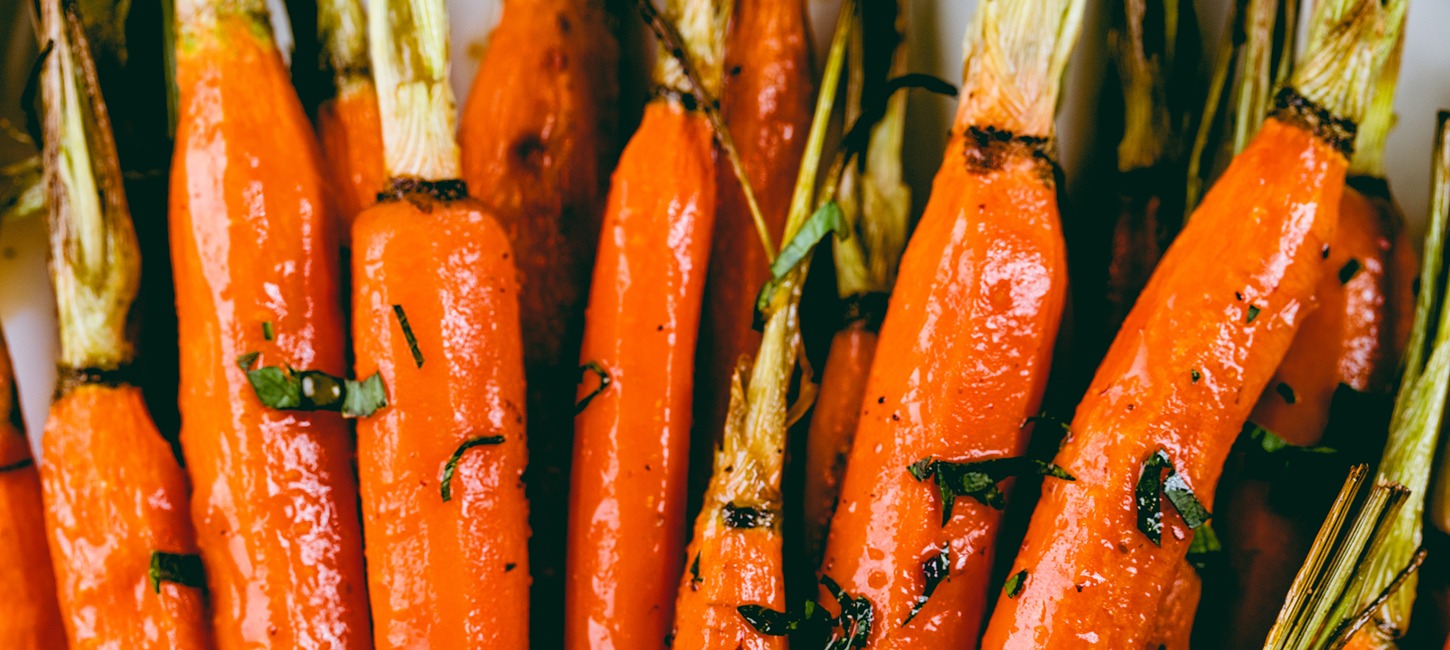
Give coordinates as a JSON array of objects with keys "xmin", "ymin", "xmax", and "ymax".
[{"xmin": 8, "ymin": 0, "xmax": 1450, "ymax": 647}]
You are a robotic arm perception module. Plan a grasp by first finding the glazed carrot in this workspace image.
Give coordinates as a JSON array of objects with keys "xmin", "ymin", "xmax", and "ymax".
[
  {"xmin": 693, "ymin": 0, "xmax": 814, "ymax": 469},
  {"xmin": 38, "ymin": 5, "xmax": 208, "ymax": 646},
  {"xmin": 562, "ymin": 1, "xmax": 723, "ymax": 646},
  {"xmin": 170, "ymin": 0, "xmax": 371, "ymax": 645},
  {"xmin": 315, "ymin": 0, "xmax": 384, "ymax": 243},
  {"xmin": 456, "ymin": 0, "xmax": 617, "ymax": 633},
  {"xmin": 0, "ymin": 336, "xmax": 64, "ymax": 648},
  {"xmin": 814, "ymin": 0, "xmax": 1079, "ymax": 646},
  {"xmin": 980, "ymin": 0, "xmax": 1404, "ymax": 646},
  {"xmin": 801, "ymin": 3, "xmax": 911, "ymax": 564},
  {"xmin": 350, "ymin": 0, "xmax": 531, "ymax": 645}
]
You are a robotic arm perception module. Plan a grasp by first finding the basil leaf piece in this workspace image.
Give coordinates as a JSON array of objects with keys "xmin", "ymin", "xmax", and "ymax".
[
  {"xmin": 1136, "ymin": 448, "xmax": 1213, "ymax": 546},
  {"xmin": 1246, "ymin": 305, "xmax": 1262, "ymax": 323},
  {"xmin": 822, "ymin": 575, "xmax": 873, "ymax": 650},
  {"xmin": 246, "ymin": 366, "xmax": 302, "ymax": 410},
  {"xmin": 1186, "ymin": 522, "xmax": 1223, "ymax": 573},
  {"xmin": 737, "ymin": 576, "xmax": 874, "ymax": 648},
  {"xmin": 149, "ymin": 551, "xmax": 205, "ymax": 593},
  {"xmin": 1163, "ymin": 471, "xmax": 1211, "ymax": 529},
  {"xmin": 1339, "ymin": 258, "xmax": 1361, "ymax": 284},
  {"xmin": 262, "ymin": 321, "xmax": 273, "ymax": 341},
  {"xmin": 342, "ymin": 373, "xmax": 388, "ymax": 418},
  {"xmin": 1004, "ymin": 569, "xmax": 1028, "ymax": 598},
  {"xmin": 908, "ymin": 456, "xmax": 1075, "ymax": 525},
  {"xmin": 904, "ymin": 545, "xmax": 950, "ymax": 625},
  {"xmin": 440, "ymin": 435, "xmax": 506, "ymax": 502},
  {"xmin": 576, "ymin": 361, "xmax": 612, "ymax": 414},
  {"xmin": 241, "ymin": 361, "xmax": 388, "ymax": 418},
  {"xmin": 392, "ymin": 304, "xmax": 424, "ymax": 368},
  {"xmin": 236, "ymin": 351, "xmax": 260, "ymax": 372}
]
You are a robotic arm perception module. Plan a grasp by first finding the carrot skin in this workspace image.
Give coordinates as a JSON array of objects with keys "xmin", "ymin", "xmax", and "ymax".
[
  {"xmin": 673, "ymin": 520, "xmax": 786, "ymax": 650},
  {"xmin": 802, "ymin": 318, "xmax": 878, "ymax": 563},
  {"xmin": 0, "ymin": 371, "xmax": 65, "ymax": 649},
  {"xmin": 694, "ymin": 0, "xmax": 813, "ymax": 452},
  {"xmin": 981, "ymin": 117, "xmax": 1346, "ymax": 648},
  {"xmin": 819, "ymin": 134, "xmax": 1068, "ymax": 647},
  {"xmin": 171, "ymin": 16, "xmax": 370, "ymax": 647},
  {"xmin": 457, "ymin": 2, "xmax": 617, "ymax": 632},
  {"xmin": 352, "ymin": 195, "xmax": 531, "ymax": 648},
  {"xmin": 564, "ymin": 99, "xmax": 716, "ymax": 650},
  {"xmin": 41, "ymin": 385, "xmax": 210, "ymax": 648},
  {"xmin": 1149, "ymin": 563, "xmax": 1200, "ymax": 650},
  {"xmin": 317, "ymin": 80, "xmax": 385, "ymax": 244}
]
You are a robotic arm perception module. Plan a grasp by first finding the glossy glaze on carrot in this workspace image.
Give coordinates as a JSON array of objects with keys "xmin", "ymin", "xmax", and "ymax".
[
  {"xmin": 170, "ymin": 5, "xmax": 370, "ymax": 646},
  {"xmin": 457, "ymin": 1, "xmax": 618, "ymax": 633},
  {"xmin": 801, "ymin": 313, "xmax": 879, "ymax": 560},
  {"xmin": 0, "ymin": 331, "xmax": 65, "ymax": 649},
  {"xmin": 981, "ymin": 113, "xmax": 1351, "ymax": 648},
  {"xmin": 564, "ymin": 95, "xmax": 717, "ymax": 649}
]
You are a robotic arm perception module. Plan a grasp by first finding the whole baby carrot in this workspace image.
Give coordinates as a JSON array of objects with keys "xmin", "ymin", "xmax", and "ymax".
[
  {"xmin": 456, "ymin": 0, "xmax": 618, "ymax": 634},
  {"xmin": 0, "ymin": 333, "xmax": 63, "ymax": 648},
  {"xmin": 170, "ymin": 0, "xmax": 371, "ymax": 645},
  {"xmin": 39, "ymin": 4, "xmax": 208, "ymax": 646},
  {"xmin": 315, "ymin": 0, "xmax": 384, "ymax": 243},
  {"xmin": 562, "ymin": 0, "xmax": 723, "ymax": 646},
  {"xmin": 815, "ymin": 0, "xmax": 1080, "ymax": 646},
  {"xmin": 980, "ymin": 0, "xmax": 1405, "ymax": 647},
  {"xmin": 351, "ymin": 0, "xmax": 531, "ymax": 645}
]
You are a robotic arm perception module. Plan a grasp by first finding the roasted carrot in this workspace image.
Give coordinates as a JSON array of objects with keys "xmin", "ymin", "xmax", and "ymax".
[
  {"xmin": 813, "ymin": 0, "xmax": 1079, "ymax": 645},
  {"xmin": 315, "ymin": 0, "xmax": 384, "ymax": 243},
  {"xmin": 38, "ymin": 4, "xmax": 208, "ymax": 646},
  {"xmin": 801, "ymin": 2, "xmax": 911, "ymax": 565},
  {"xmin": 0, "ymin": 336, "xmax": 63, "ymax": 647},
  {"xmin": 456, "ymin": 1, "xmax": 617, "ymax": 634},
  {"xmin": 980, "ymin": 0, "xmax": 1404, "ymax": 646},
  {"xmin": 693, "ymin": 0, "xmax": 814, "ymax": 476},
  {"xmin": 170, "ymin": 0, "xmax": 371, "ymax": 645},
  {"xmin": 350, "ymin": 0, "xmax": 531, "ymax": 645},
  {"xmin": 672, "ymin": 3, "xmax": 855, "ymax": 646},
  {"xmin": 562, "ymin": 1, "xmax": 723, "ymax": 646}
]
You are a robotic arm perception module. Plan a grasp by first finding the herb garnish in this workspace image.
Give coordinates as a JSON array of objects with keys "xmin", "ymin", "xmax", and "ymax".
[
  {"xmin": 1004, "ymin": 569, "xmax": 1028, "ymax": 598},
  {"xmin": 753, "ymin": 201, "xmax": 848, "ymax": 326},
  {"xmin": 148, "ymin": 551, "xmax": 205, "ymax": 593},
  {"xmin": 1339, "ymin": 259, "xmax": 1361, "ymax": 284},
  {"xmin": 0, "ymin": 458, "xmax": 35, "ymax": 472},
  {"xmin": 904, "ymin": 545, "xmax": 949, "ymax": 624},
  {"xmin": 689, "ymin": 552, "xmax": 703, "ymax": 591},
  {"xmin": 1135, "ymin": 448, "xmax": 1212, "ymax": 546},
  {"xmin": 908, "ymin": 456, "xmax": 1075, "ymax": 525},
  {"xmin": 1247, "ymin": 305, "xmax": 1262, "ymax": 323},
  {"xmin": 236, "ymin": 351, "xmax": 260, "ymax": 372},
  {"xmin": 440, "ymin": 435, "xmax": 506, "ymax": 502},
  {"xmin": 723, "ymin": 502, "xmax": 773, "ymax": 529},
  {"xmin": 1235, "ymin": 421, "xmax": 1335, "ymax": 477},
  {"xmin": 392, "ymin": 305, "xmax": 424, "ymax": 368},
  {"xmin": 262, "ymin": 321, "xmax": 273, "ymax": 341},
  {"xmin": 576, "ymin": 361, "xmax": 611, "ymax": 414},
  {"xmin": 342, "ymin": 373, "xmax": 388, "ymax": 418},
  {"xmin": 736, "ymin": 575, "xmax": 873, "ymax": 648},
  {"xmin": 238, "ymin": 356, "xmax": 388, "ymax": 418},
  {"xmin": 1186, "ymin": 522, "xmax": 1223, "ymax": 573},
  {"xmin": 1191, "ymin": 369, "xmax": 1201, "ymax": 383},
  {"xmin": 1276, "ymin": 382, "xmax": 1298, "ymax": 405}
]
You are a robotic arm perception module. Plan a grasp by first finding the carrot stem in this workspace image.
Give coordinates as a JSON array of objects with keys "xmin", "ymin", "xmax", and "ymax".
[
  {"xmin": 319, "ymin": 0, "xmax": 368, "ymax": 86},
  {"xmin": 955, "ymin": 0, "xmax": 1086, "ymax": 137},
  {"xmin": 368, "ymin": 0, "xmax": 459, "ymax": 179}
]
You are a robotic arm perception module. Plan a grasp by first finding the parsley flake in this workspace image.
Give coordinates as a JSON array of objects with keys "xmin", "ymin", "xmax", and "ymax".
[
  {"xmin": 440, "ymin": 435, "xmax": 506, "ymax": 502},
  {"xmin": 908, "ymin": 456, "xmax": 1074, "ymax": 525}
]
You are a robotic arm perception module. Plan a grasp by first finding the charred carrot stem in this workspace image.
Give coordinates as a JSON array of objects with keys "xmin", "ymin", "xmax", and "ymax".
[
  {"xmin": 693, "ymin": 0, "xmax": 814, "ymax": 504},
  {"xmin": 170, "ymin": 0, "xmax": 371, "ymax": 645},
  {"xmin": 456, "ymin": 2, "xmax": 618, "ymax": 636},
  {"xmin": 316, "ymin": 0, "xmax": 384, "ymax": 244},
  {"xmin": 39, "ymin": 4, "xmax": 208, "ymax": 646},
  {"xmin": 0, "ymin": 326, "xmax": 64, "ymax": 648},
  {"xmin": 981, "ymin": 0, "xmax": 1404, "ymax": 646},
  {"xmin": 563, "ymin": 1, "xmax": 724, "ymax": 646},
  {"xmin": 351, "ymin": 0, "xmax": 532, "ymax": 645},
  {"xmin": 815, "ymin": 0, "xmax": 1079, "ymax": 645}
]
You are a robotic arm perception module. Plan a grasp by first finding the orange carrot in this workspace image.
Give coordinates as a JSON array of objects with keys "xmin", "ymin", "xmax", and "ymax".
[
  {"xmin": 457, "ymin": 1, "xmax": 618, "ymax": 633},
  {"xmin": 563, "ymin": 1, "xmax": 722, "ymax": 646},
  {"xmin": 0, "ymin": 332, "xmax": 64, "ymax": 648},
  {"xmin": 315, "ymin": 0, "xmax": 384, "ymax": 243},
  {"xmin": 170, "ymin": 0, "xmax": 371, "ymax": 645},
  {"xmin": 980, "ymin": 1, "xmax": 1404, "ymax": 646},
  {"xmin": 39, "ymin": 4, "xmax": 208, "ymax": 646},
  {"xmin": 350, "ymin": 0, "xmax": 531, "ymax": 645}
]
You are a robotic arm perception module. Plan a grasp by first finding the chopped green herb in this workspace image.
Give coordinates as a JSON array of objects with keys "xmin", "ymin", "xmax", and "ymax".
[
  {"xmin": 246, "ymin": 366, "xmax": 303, "ymax": 410},
  {"xmin": 908, "ymin": 456, "xmax": 1075, "ymax": 525},
  {"xmin": 392, "ymin": 305, "xmax": 424, "ymax": 368},
  {"xmin": 342, "ymin": 373, "xmax": 389, "ymax": 418},
  {"xmin": 241, "ymin": 363, "xmax": 387, "ymax": 417},
  {"xmin": 576, "ymin": 361, "xmax": 612, "ymax": 414},
  {"xmin": 236, "ymin": 351, "xmax": 260, "ymax": 372},
  {"xmin": 822, "ymin": 575, "xmax": 873, "ymax": 648},
  {"xmin": 689, "ymin": 553, "xmax": 703, "ymax": 590},
  {"xmin": 440, "ymin": 435, "xmax": 506, "ymax": 502},
  {"xmin": 1136, "ymin": 449, "xmax": 1212, "ymax": 546},
  {"xmin": 754, "ymin": 201, "xmax": 848, "ymax": 324},
  {"xmin": 1247, "ymin": 305, "xmax": 1262, "ymax": 323},
  {"xmin": 262, "ymin": 321, "xmax": 273, "ymax": 341},
  {"xmin": 904, "ymin": 545, "xmax": 950, "ymax": 624},
  {"xmin": 1276, "ymin": 382, "xmax": 1298, "ymax": 405},
  {"xmin": 0, "ymin": 458, "xmax": 35, "ymax": 472},
  {"xmin": 1186, "ymin": 522, "xmax": 1223, "ymax": 573},
  {"xmin": 1191, "ymin": 369, "xmax": 1201, "ymax": 383},
  {"xmin": 737, "ymin": 600, "xmax": 829, "ymax": 637},
  {"xmin": 148, "ymin": 551, "xmax": 205, "ymax": 593},
  {"xmin": 1339, "ymin": 259, "xmax": 1362, "ymax": 284},
  {"xmin": 1005, "ymin": 569, "xmax": 1028, "ymax": 598},
  {"xmin": 736, "ymin": 575, "xmax": 873, "ymax": 647},
  {"xmin": 1235, "ymin": 421, "xmax": 1335, "ymax": 477}
]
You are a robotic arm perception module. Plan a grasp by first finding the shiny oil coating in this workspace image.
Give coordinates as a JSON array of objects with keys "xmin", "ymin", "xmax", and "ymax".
[
  {"xmin": 41, "ymin": 385, "xmax": 209, "ymax": 649},
  {"xmin": 170, "ymin": 17, "xmax": 370, "ymax": 648},
  {"xmin": 695, "ymin": 0, "xmax": 814, "ymax": 452},
  {"xmin": 802, "ymin": 323, "xmax": 878, "ymax": 562},
  {"xmin": 673, "ymin": 521, "xmax": 785, "ymax": 650},
  {"xmin": 981, "ymin": 118, "xmax": 1347, "ymax": 648},
  {"xmin": 819, "ymin": 134, "xmax": 1068, "ymax": 647},
  {"xmin": 564, "ymin": 99, "xmax": 716, "ymax": 650},
  {"xmin": 0, "ymin": 352, "xmax": 64, "ymax": 648},
  {"xmin": 353, "ymin": 196, "xmax": 530, "ymax": 649},
  {"xmin": 318, "ymin": 80, "xmax": 385, "ymax": 245},
  {"xmin": 1148, "ymin": 563, "xmax": 1199, "ymax": 649}
]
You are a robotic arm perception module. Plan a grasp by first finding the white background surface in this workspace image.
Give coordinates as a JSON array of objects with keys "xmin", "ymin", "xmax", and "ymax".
[{"xmin": 1, "ymin": 0, "xmax": 1448, "ymax": 450}]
